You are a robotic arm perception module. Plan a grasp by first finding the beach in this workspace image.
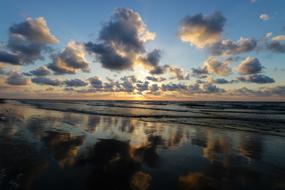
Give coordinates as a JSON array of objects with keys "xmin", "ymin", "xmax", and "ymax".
[{"xmin": 0, "ymin": 100, "xmax": 284, "ymax": 190}]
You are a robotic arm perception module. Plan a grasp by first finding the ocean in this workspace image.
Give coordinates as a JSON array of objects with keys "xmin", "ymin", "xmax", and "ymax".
[{"xmin": 0, "ymin": 99, "xmax": 284, "ymax": 190}]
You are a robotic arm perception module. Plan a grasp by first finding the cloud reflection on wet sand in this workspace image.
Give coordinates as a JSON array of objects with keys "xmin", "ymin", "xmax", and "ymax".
[{"xmin": 0, "ymin": 101, "xmax": 284, "ymax": 190}]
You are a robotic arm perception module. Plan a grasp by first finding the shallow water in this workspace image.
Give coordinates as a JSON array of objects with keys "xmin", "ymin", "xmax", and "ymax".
[{"xmin": 0, "ymin": 100, "xmax": 284, "ymax": 190}]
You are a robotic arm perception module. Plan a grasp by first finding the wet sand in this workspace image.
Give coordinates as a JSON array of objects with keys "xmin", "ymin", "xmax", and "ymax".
[{"xmin": 0, "ymin": 100, "xmax": 285, "ymax": 190}]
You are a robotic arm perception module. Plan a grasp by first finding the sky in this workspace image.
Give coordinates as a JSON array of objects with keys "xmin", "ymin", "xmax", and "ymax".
[{"xmin": 0, "ymin": 0, "xmax": 285, "ymax": 101}]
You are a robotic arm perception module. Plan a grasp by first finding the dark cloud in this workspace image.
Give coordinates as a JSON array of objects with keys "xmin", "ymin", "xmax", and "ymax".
[
  {"xmin": 202, "ymin": 83, "xmax": 225, "ymax": 93},
  {"xmin": 161, "ymin": 83, "xmax": 188, "ymax": 91},
  {"xmin": 211, "ymin": 78, "xmax": 231, "ymax": 84},
  {"xmin": 237, "ymin": 57, "xmax": 262, "ymax": 75},
  {"xmin": 119, "ymin": 75, "xmax": 137, "ymax": 92},
  {"xmin": 149, "ymin": 84, "xmax": 160, "ymax": 95},
  {"xmin": 31, "ymin": 77, "xmax": 62, "ymax": 86},
  {"xmin": 141, "ymin": 49, "xmax": 161, "ymax": 67},
  {"xmin": 0, "ymin": 51, "xmax": 21, "ymax": 65},
  {"xmin": 27, "ymin": 66, "xmax": 51, "ymax": 76},
  {"xmin": 149, "ymin": 66, "xmax": 165, "ymax": 75},
  {"xmin": 88, "ymin": 76, "xmax": 103, "ymax": 89},
  {"xmin": 6, "ymin": 72, "xmax": 30, "ymax": 85},
  {"xmin": 85, "ymin": 42, "xmax": 133, "ymax": 70},
  {"xmin": 64, "ymin": 79, "xmax": 89, "ymax": 87},
  {"xmin": 136, "ymin": 81, "xmax": 149, "ymax": 93},
  {"xmin": 191, "ymin": 67, "xmax": 208, "ymax": 78},
  {"xmin": 85, "ymin": 8, "xmax": 156, "ymax": 71},
  {"xmin": 49, "ymin": 41, "xmax": 90, "ymax": 74},
  {"xmin": 236, "ymin": 74, "xmax": 275, "ymax": 84},
  {"xmin": 209, "ymin": 38, "xmax": 257, "ymax": 56},
  {"xmin": 0, "ymin": 17, "xmax": 58, "ymax": 65},
  {"xmin": 179, "ymin": 12, "xmax": 226, "ymax": 48}
]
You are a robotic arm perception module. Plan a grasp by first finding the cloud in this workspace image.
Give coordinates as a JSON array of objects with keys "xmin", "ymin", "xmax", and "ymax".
[
  {"xmin": 31, "ymin": 77, "xmax": 62, "ymax": 86},
  {"xmin": 0, "ymin": 51, "xmax": 21, "ymax": 65},
  {"xmin": 231, "ymin": 86, "xmax": 285, "ymax": 97},
  {"xmin": 191, "ymin": 67, "xmax": 208, "ymax": 78},
  {"xmin": 5, "ymin": 72, "xmax": 30, "ymax": 85},
  {"xmin": 85, "ymin": 42, "xmax": 133, "ymax": 70},
  {"xmin": 140, "ymin": 49, "xmax": 161, "ymax": 68},
  {"xmin": 149, "ymin": 64, "xmax": 190, "ymax": 79},
  {"xmin": 146, "ymin": 76, "xmax": 166, "ymax": 82},
  {"xmin": 136, "ymin": 81, "xmax": 149, "ymax": 93},
  {"xmin": 236, "ymin": 74, "xmax": 275, "ymax": 84},
  {"xmin": 204, "ymin": 57, "xmax": 231, "ymax": 76},
  {"xmin": 237, "ymin": 57, "xmax": 262, "ymax": 75},
  {"xmin": 166, "ymin": 65, "xmax": 190, "ymax": 80},
  {"xmin": 179, "ymin": 12, "xmax": 225, "ymax": 48},
  {"xmin": 266, "ymin": 41, "xmax": 285, "ymax": 53},
  {"xmin": 48, "ymin": 41, "xmax": 90, "ymax": 74},
  {"xmin": 259, "ymin": 14, "xmax": 269, "ymax": 21},
  {"xmin": 0, "ymin": 17, "xmax": 58, "ymax": 65},
  {"xmin": 149, "ymin": 65, "xmax": 166, "ymax": 75},
  {"xmin": 209, "ymin": 37, "xmax": 257, "ymax": 56},
  {"xmin": 88, "ymin": 76, "xmax": 103, "ymax": 89},
  {"xmin": 202, "ymin": 83, "xmax": 225, "ymax": 93},
  {"xmin": 85, "ymin": 8, "xmax": 157, "ymax": 71},
  {"xmin": 272, "ymin": 35, "xmax": 285, "ymax": 41},
  {"xmin": 27, "ymin": 66, "xmax": 51, "ymax": 76},
  {"xmin": 210, "ymin": 78, "xmax": 231, "ymax": 84},
  {"xmin": 64, "ymin": 79, "xmax": 89, "ymax": 87},
  {"xmin": 161, "ymin": 83, "xmax": 188, "ymax": 91},
  {"xmin": 149, "ymin": 84, "xmax": 160, "ymax": 95},
  {"xmin": 119, "ymin": 75, "xmax": 137, "ymax": 92},
  {"xmin": 0, "ymin": 65, "xmax": 6, "ymax": 75}
]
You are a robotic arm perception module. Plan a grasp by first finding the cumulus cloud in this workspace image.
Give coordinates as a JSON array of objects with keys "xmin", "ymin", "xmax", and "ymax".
[
  {"xmin": 209, "ymin": 37, "xmax": 257, "ymax": 56},
  {"xmin": 236, "ymin": 74, "xmax": 275, "ymax": 84},
  {"xmin": 27, "ymin": 66, "xmax": 51, "ymax": 76},
  {"xmin": 119, "ymin": 75, "xmax": 137, "ymax": 92},
  {"xmin": 0, "ymin": 17, "xmax": 58, "ymax": 65},
  {"xmin": 237, "ymin": 57, "xmax": 262, "ymax": 75},
  {"xmin": 191, "ymin": 67, "xmax": 208, "ymax": 78},
  {"xmin": 31, "ymin": 77, "xmax": 62, "ymax": 86},
  {"xmin": 204, "ymin": 57, "xmax": 231, "ymax": 76},
  {"xmin": 149, "ymin": 64, "xmax": 190, "ymax": 79},
  {"xmin": 179, "ymin": 12, "xmax": 226, "ymax": 48},
  {"xmin": 259, "ymin": 14, "xmax": 269, "ymax": 21},
  {"xmin": 149, "ymin": 65, "xmax": 166, "ymax": 75},
  {"xmin": 166, "ymin": 65, "xmax": 190, "ymax": 80},
  {"xmin": 6, "ymin": 72, "xmax": 30, "ymax": 85},
  {"xmin": 202, "ymin": 83, "xmax": 225, "ymax": 93},
  {"xmin": 136, "ymin": 81, "xmax": 149, "ymax": 93},
  {"xmin": 85, "ymin": 8, "xmax": 158, "ymax": 71},
  {"xmin": 88, "ymin": 76, "xmax": 103, "ymax": 89},
  {"xmin": 48, "ymin": 41, "xmax": 90, "ymax": 74},
  {"xmin": 149, "ymin": 84, "xmax": 160, "ymax": 95},
  {"xmin": 64, "ymin": 79, "xmax": 89, "ymax": 87},
  {"xmin": 140, "ymin": 49, "xmax": 161, "ymax": 67}
]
